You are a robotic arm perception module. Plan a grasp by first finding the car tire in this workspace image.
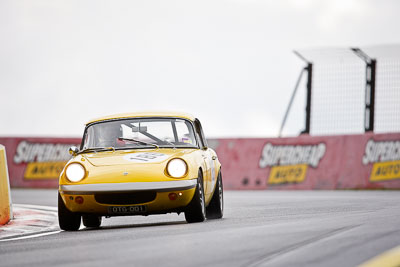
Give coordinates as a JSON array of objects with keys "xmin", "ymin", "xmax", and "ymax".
[
  {"xmin": 184, "ymin": 170, "xmax": 206, "ymax": 223},
  {"xmin": 206, "ymin": 170, "xmax": 224, "ymax": 219},
  {"xmin": 82, "ymin": 215, "xmax": 102, "ymax": 228},
  {"xmin": 58, "ymin": 193, "xmax": 81, "ymax": 231}
]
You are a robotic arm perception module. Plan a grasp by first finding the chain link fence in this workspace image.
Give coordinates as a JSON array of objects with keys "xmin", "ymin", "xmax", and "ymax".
[
  {"xmin": 368, "ymin": 46, "xmax": 400, "ymax": 133},
  {"xmin": 291, "ymin": 45, "xmax": 400, "ymax": 136}
]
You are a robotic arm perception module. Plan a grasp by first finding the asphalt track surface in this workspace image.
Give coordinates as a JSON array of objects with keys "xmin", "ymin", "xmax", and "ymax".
[{"xmin": 2, "ymin": 189, "xmax": 400, "ymax": 267}]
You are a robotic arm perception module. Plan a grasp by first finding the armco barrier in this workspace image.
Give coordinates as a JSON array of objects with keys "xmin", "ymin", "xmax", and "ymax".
[
  {"xmin": 209, "ymin": 132, "xmax": 400, "ymax": 190},
  {"xmin": 0, "ymin": 145, "xmax": 13, "ymax": 225},
  {"xmin": 0, "ymin": 137, "xmax": 81, "ymax": 188},
  {"xmin": 1, "ymin": 133, "xmax": 400, "ymax": 190}
]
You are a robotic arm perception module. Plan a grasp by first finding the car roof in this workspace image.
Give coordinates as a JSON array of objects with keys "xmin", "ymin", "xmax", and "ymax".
[{"xmin": 85, "ymin": 111, "xmax": 196, "ymax": 125}]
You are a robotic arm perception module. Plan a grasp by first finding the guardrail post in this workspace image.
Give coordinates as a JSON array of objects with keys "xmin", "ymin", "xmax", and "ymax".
[
  {"xmin": 293, "ymin": 51, "xmax": 313, "ymax": 134},
  {"xmin": 304, "ymin": 63, "xmax": 313, "ymax": 134},
  {"xmin": 351, "ymin": 48, "xmax": 377, "ymax": 132}
]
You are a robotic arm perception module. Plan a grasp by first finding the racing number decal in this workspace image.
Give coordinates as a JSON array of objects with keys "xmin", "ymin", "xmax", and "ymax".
[{"xmin": 123, "ymin": 152, "xmax": 169, "ymax": 163}]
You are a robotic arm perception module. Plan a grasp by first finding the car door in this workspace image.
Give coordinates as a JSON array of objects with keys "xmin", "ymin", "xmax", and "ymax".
[{"xmin": 194, "ymin": 119, "xmax": 216, "ymax": 200}]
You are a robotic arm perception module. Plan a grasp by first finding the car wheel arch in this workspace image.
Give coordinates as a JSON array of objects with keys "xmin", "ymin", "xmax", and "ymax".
[{"xmin": 198, "ymin": 167, "xmax": 204, "ymax": 182}]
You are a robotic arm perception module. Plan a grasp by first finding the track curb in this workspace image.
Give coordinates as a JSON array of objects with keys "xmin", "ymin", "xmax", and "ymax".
[{"xmin": 0, "ymin": 204, "xmax": 59, "ymax": 241}]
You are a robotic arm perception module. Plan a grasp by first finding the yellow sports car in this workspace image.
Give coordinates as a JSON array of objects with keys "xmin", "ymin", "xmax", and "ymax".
[{"xmin": 58, "ymin": 112, "xmax": 223, "ymax": 231}]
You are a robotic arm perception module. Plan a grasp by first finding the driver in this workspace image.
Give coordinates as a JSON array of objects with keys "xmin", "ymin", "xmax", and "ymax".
[{"xmin": 96, "ymin": 124, "xmax": 123, "ymax": 147}]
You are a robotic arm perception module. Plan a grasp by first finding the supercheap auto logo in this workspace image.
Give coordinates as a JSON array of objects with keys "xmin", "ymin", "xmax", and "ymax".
[
  {"xmin": 13, "ymin": 141, "xmax": 78, "ymax": 180},
  {"xmin": 363, "ymin": 139, "xmax": 400, "ymax": 182},
  {"xmin": 259, "ymin": 143, "xmax": 326, "ymax": 184}
]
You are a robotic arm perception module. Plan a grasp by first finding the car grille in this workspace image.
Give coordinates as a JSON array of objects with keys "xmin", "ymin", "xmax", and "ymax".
[{"xmin": 94, "ymin": 191, "xmax": 157, "ymax": 205}]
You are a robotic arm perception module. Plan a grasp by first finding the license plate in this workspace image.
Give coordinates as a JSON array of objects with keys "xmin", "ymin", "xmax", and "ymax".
[{"xmin": 108, "ymin": 205, "xmax": 147, "ymax": 215}]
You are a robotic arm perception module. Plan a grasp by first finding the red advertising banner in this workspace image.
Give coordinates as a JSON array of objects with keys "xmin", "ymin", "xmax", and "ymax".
[
  {"xmin": 209, "ymin": 132, "xmax": 400, "ymax": 190},
  {"xmin": 1, "ymin": 132, "xmax": 400, "ymax": 189},
  {"xmin": 0, "ymin": 137, "xmax": 81, "ymax": 188}
]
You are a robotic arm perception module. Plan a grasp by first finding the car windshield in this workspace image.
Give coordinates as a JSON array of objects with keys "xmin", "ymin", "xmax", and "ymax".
[{"xmin": 81, "ymin": 118, "xmax": 198, "ymax": 150}]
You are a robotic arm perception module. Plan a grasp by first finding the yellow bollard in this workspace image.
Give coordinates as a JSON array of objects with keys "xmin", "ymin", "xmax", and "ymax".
[{"xmin": 0, "ymin": 145, "xmax": 13, "ymax": 225}]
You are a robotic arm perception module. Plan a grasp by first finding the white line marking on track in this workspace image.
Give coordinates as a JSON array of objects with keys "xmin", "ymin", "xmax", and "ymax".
[
  {"xmin": 0, "ymin": 230, "xmax": 61, "ymax": 242},
  {"xmin": 14, "ymin": 204, "xmax": 58, "ymax": 212}
]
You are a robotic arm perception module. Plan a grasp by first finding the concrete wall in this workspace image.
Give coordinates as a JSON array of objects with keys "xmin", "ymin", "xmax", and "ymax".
[{"xmin": 1, "ymin": 132, "xmax": 400, "ymax": 190}]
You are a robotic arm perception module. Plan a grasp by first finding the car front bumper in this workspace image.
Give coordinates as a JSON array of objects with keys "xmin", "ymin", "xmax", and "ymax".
[{"xmin": 59, "ymin": 179, "xmax": 197, "ymax": 216}]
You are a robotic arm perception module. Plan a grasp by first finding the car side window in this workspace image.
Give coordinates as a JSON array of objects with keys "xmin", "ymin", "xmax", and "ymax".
[
  {"xmin": 194, "ymin": 119, "xmax": 208, "ymax": 149},
  {"xmin": 175, "ymin": 120, "xmax": 196, "ymax": 145}
]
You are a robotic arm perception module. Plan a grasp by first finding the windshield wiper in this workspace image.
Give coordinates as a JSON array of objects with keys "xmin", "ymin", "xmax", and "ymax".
[
  {"xmin": 162, "ymin": 140, "xmax": 176, "ymax": 149},
  {"xmin": 78, "ymin": 147, "xmax": 115, "ymax": 154},
  {"xmin": 118, "ymin": 137, "xmax": 159, "ymax": 149}
]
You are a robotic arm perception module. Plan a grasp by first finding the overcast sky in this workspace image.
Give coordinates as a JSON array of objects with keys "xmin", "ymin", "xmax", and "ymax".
[{"xmin": 1, "ymin": 0, "xmax": 400, "ymax": 138}]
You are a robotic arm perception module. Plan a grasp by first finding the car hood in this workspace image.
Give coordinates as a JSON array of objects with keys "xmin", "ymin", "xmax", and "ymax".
[{"xmin": 82, "ymin": 148, "xmax": 193, "ymax": 167}]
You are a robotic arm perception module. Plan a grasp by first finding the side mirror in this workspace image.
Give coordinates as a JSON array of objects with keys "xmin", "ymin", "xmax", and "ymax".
[{"xmin": 69, "ymin": 146, "xmax": 79, "ymax": 156}]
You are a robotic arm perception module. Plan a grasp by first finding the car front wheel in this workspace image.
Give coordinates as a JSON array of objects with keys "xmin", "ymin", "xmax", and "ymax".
[
  {"xmin": 184, "ymin": 171, "xmax": 206, "ymax": 223},
  {"xmin": 82, "ymin": 215, "xmax": 102, "ymax": 228},
  {"xmin": 58, "ymin": 193, "xmax": 81, "ymax": 231}
]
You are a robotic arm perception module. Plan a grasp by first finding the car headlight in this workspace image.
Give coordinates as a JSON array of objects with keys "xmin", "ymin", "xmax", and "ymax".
[
  {"xmin": 167, "ymin": 158, "xmax": 188, "ymax": 178},
  {"xmin": 65, "ymin": 163, "xmax": 86, "ymax": 182}
]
